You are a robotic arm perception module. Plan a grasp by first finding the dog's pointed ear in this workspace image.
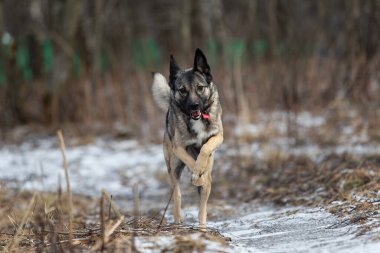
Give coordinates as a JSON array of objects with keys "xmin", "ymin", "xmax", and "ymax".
[
  {"xmin": 193, "ymin": 48, "xmax": 212, "ymax": 84},
  {"xmin": 169, "ymin": 54, "xmax": 180, "ymax": 90}
]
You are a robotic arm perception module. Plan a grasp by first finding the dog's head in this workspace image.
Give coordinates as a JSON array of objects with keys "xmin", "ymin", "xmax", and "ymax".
[{"xmin": 169, "ymin": 48, "xmax": 213, "ymax": 120}]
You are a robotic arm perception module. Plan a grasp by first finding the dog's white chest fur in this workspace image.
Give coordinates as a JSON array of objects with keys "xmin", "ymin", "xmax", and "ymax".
[{"xmin": 188, "ymin": 119, "xmax": 210, "ymax": 146}]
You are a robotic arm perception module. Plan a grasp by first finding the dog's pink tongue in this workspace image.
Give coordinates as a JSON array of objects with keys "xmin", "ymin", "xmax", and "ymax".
[
  {"xmin": 191, "ymin": 110, "xmax": 201, "ymax": 118},
  {"xmin": 202, "ymin": 113, "xmax": 211, "ymax": 120}
]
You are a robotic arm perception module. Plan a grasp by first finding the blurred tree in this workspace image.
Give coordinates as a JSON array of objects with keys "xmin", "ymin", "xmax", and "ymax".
[{"xmin": 0, "ymin": 0, "xmax": 378, "ymax": 133}]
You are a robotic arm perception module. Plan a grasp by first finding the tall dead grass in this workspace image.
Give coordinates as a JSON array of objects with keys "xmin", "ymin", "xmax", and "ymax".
[
  {"xmin": 1, "ymin": 54, "xmax": 380, "ymax": 144},
  {"xmin": 0, "ymin": 131, "xmax": 228, "ymax": 252}
]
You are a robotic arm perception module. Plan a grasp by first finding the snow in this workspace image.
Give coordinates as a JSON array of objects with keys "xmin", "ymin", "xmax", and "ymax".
[
  {"xmin": 296, "ymin": 112, "xmax": 326, "ymax": 128},
  {"xmin": 1, "ymin": 137, "xmax": 379, "ymax": 252},
  {"xmin": 0, "ymin": 138, "xmax": 166, "ymax": 197},
  {"xmin": 206, "ymin": 206, "xmax": 379, "ymax": 253},
  {"xmin": 232, "ymin": 110, "xmax": 380, "ymax": 161},
  {"xmin": 1, "ymin": 110, "xmax": 380, "ymax": 252}
]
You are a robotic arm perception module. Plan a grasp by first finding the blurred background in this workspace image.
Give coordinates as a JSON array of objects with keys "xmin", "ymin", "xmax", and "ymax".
[
  {"xmin": 0, "ymin": 0, "xmax": 379, "ymax": 141},
  {"xmin": 1, "ymin": 2, "xmax": 380, "ymax": 251}
]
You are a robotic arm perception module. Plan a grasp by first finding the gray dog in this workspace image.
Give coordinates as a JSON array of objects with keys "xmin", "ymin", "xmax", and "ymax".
[{"xmin": 152, "ymin": 48, "xmax": 223, "ymax": 227}]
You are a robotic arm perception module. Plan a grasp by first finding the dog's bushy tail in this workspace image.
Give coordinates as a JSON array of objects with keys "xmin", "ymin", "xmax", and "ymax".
[{"xmin": 152, "ymin": 72, "xmax": 170, "ymax": 111}]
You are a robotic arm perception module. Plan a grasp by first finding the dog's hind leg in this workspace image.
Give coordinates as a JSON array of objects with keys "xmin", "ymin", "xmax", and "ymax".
[
  {"xmin": 167, "ymin": 155, "xmax": 185, "ymax": 224},
  {"xmin": 199, "ymin": 173, "xmax": 212, "ymax": 227},
  {"xmin": 164, "ymin": 134, "xmax": 185, "ymax": 223}
]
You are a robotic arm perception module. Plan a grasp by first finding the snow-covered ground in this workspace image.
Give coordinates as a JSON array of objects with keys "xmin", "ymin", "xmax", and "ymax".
[
  {"xmin": 0, "ymin": 138, "xmax": 166, "ymax": 197},
  {"xmin": 1, "ymin": 111, "xmax": 380, "ymax": 252},
  {"xmin": 210, "ymin": 206, "xmax": 380, "ymax": 253}
]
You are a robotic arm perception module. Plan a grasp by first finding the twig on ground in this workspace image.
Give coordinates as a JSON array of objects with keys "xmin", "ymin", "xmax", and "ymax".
[
  {"xmin": 157, "ymin": 189, "xmax": 174, "ymax": 230},
  {"xmin": 57, "ymin": 129, "xmax": 74, "ymax": 247},
  {"xmin": 45, "ymin": 237, "xmax": 91, "ymax": 247},
  {"xmin": 105, "ymin": 216, "xmax": 125, "ymax": 239},
  {"xmin": 100, "ymin": 191, "xmax": 106, "ymax": 251},
  {"xmin": 133, "ymin": 184, "xmax": 140, "ymax": 218},
  {"xmin": 131, "ymin": 184, "xmax": 139, "ymax": 252},
  {"xmin": 91, "ymin": 192, "xmax": 125, "ymax": 252},
  {"xmin": 103, "ymin": 190, "xmax": 123, "ymax": 219},
  {"xmin": 108, "ymin": 194, "xmax": 113, "ymax": 221},
  {"xmin": 5, "ymin": 193, "xmax": 37, "ymax": 252}
]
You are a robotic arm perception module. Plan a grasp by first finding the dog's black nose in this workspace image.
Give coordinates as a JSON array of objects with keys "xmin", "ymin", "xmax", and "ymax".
[{"xmin": 190, "ymin": 103, "xmax": 200, "ymax": 110}]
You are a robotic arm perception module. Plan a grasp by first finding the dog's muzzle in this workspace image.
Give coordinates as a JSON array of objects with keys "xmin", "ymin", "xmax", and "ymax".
[{"xmin": 190, "ymin": 110, "xmax": 201, "ymax": 120}]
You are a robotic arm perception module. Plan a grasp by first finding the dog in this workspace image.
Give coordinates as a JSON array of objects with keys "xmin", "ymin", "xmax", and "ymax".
[{"xmin": 152, "ymin": 48, "xmax": 223, "ymax": 227}]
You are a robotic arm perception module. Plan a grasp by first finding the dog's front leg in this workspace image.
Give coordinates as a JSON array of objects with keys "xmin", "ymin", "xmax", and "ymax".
[
  {"xmin": 191, "ymin": 155, "xmax": 213, "ymax": 186},
  {"xmin": 172, "ymin": 146, "xmax": 196, "ymax": 172},
  {"xmin": 193, "ymin": 132, "xmax": 224, "ymax": 179},
  {"xmin": 199, "ymin": 170, "xmax": 212, "ymax": 228},
  {"xmin": 173, "ymin": 145, "xmax": 210, "ymax": 186}
]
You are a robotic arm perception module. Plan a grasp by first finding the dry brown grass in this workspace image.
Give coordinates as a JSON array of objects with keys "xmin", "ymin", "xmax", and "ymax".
[
  {"xmin": 213, "ymin": 153, "xmax": 380, "ymax": 238},
  {"xmin": 0, "ymin": 130, "xmax": 229, "ymax": 252},
  {"xmin": 0, "ymin": 187, "xmax": 229, "ymax": 252},
  {"xmin": 1, "ymin": 106, "xmax": 379, "ymax": 250},
  {"xmin": 209, "ymin": 106, "xmax": 380, "ymax": 238}
]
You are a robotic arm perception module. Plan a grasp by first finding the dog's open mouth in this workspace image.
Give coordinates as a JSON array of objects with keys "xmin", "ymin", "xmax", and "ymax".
[{"xmin": 190, "ymin": 110, "xmax": 201, "ymax": 120}]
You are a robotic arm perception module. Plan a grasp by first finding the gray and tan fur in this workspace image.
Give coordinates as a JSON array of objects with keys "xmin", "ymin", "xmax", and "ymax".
[{"xmin": 152, "ymin": 48, "xmax": 223, "ymax": 227}]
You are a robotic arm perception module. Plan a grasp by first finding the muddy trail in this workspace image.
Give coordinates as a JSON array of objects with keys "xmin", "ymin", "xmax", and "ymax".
[{"xmin": 1, "ymin": 110, "xmax": 379, "ymax": 252}]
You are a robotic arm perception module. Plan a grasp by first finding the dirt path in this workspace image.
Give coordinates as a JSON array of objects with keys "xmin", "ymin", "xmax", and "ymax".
[{"xmin": 209, "ymin": 205, "xmax": 379, "ymax": 252}]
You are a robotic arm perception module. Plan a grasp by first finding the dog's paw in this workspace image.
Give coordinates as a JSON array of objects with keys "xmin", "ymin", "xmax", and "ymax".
[
  {"xmin": 191, "ymin": 173, "xmax": 206, "ymax": 186},
  {"xmin": 199, "ymin": 223, "xmax": 207, "ymax": 231},
  {"xmin": 174, "ymin": 216, "xmax": 183, "ymax": 224},
  {"xmin": 174, "ymin": 213, "xmax": 183, "ymax": 224},
  {"xmin": 194, "ymin": 155, "xmax": 208, "ymax": 174}
]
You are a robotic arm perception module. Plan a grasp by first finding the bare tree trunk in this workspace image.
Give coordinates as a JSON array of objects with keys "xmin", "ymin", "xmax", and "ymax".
[
  {"xmin": 62, "ymin": 0, "xmax": 83, "ymax": 42},
  {"xmin": 94, "ymin": 0, "xmax": 102, "ymax": 79},
  {"xmin": 213, "ymin": 0, "xmax": 226, "ymax": 40},
  {"xmin": 0, "ymin": 0, "xmax": 4, "ymax": 130},
  {"xmin": 180, "ymin": 0, "xmax": 191, "ymax": 53},
  {"xmin": 191, "ymin": 0, "xmax": 211, "ymax": 49},
  {"xmin": 267, "ymin": 0, "xmax": 278, "ymax": 57},
  {"xmin": 0, "ymin": 1, "xmax": 3, "ymax": 33},
  {"xmin": 233, "ymin": 58, "xmax": 250, "ymax": 126},
  {"xmin": 50, "ymin": 0, "xmax": 83, "ymax": 126},
  {"xmin": 94, "ymin": 0, "xmax": 105, "ymax": 122}
]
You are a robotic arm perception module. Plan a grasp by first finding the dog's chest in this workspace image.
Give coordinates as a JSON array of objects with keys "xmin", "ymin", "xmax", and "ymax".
[{"xmin": 188, "ymin": 120, "xmax": 211, "ymax": 146}]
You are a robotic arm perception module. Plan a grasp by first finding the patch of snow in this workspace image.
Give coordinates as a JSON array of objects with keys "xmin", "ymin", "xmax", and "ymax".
[
  {"xmin": 233, "ymin": 124, "xmax": 264, "ymax": 138},
  {"xmin": 296, "ymin": 111, "xmax": 326, "ymax": 127},
  {"xmin": 205, "ymin": 206, "xmax": 379, "ymax": 253},
  {"xmin": 338, "ymin": 242, "xmax": 380, "ymax": 253},
  {"xmin": 0, "ymin": 138, "xmax": 166, "ymax": 197}
]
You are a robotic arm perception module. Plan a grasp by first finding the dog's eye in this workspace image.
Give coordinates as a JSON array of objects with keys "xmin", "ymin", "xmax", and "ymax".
[
  {"xmin": 197, "ymin": 86, "xmax": 205, "ymax": 93},
  {"xmin": 178, "ymin": 88, "xmax": 187, "ymax": 96}
]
